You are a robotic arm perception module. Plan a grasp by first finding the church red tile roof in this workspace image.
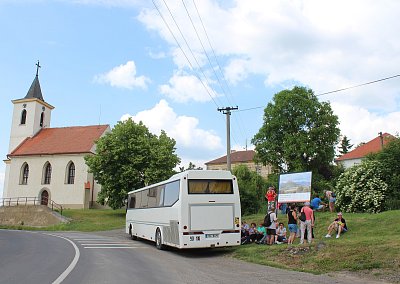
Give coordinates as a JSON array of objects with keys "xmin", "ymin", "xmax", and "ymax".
[
  {"xmin": 336, "ymin": 133, "xmax": 394, "ymax": 161},
  {"xmin": 205, "ymin": 150, "xmax": 255, "ymax": 165},
  {"xmin": 9, "ymin": 125, "xmax": 109, "ymax": 156}
]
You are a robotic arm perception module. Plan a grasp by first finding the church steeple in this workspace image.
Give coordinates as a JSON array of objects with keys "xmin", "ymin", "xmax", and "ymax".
[
  {"xmin": 24, "ymin": 60, "xmax": 44, "ymax": 101},
  {"xmin": 8, "ymin": 61, "xmax": 54, "ymax": 152}
]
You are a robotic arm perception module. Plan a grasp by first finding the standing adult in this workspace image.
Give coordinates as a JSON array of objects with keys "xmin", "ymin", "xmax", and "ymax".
[
  {"xmin": 266, "ymin": 207, "xmax": 278, "ymax": 245},
  {"xmin": 300, "ymin": 202, "xmax": 314, "ymax": 245},
  {"xmin": 265, "ymin": 186, "xmax": 277, "ymax": 212},
  {"xmin": 287, "ymin": 204, "xmax": 298, "ymax": 244},
  {"xmin": 329, "ymin": 192, "xmax": 336, "ymax": 212}
]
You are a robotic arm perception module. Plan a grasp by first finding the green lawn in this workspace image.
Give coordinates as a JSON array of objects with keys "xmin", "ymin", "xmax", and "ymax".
[
  {"xmin": 234, "ymin": 210, "xmax": 400, "ymax": 279},
  {"xmin": 0, "ymin": 208, "xmax": 126, "ymax": 232}
]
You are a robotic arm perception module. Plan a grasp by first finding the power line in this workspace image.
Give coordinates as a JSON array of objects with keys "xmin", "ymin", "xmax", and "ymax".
[
  {"xmin": 159, "ymin": 0, "xmax": 225, "ymax": 107},
  {"xmin": 191, "ymin": 0, "xmax": 249, "ymax": 144},
  {"xmin": 317, "ymin": 74, "xmax": 400, "ymax": 96},
  {"xmin": 151, "ymin": 0, "xmax": 220, "ymax": 108},
  {"xmin": 235, "ymin": 74, "xmax": 400, "ymax": 112}
]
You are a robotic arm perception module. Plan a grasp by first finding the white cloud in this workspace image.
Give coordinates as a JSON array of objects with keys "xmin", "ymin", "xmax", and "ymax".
[
  {"xmin": 332, "ymin": 102, "xmax": 400, "ymax": 145},
  {"xmin": 160, "ymin": 72, "xmax": 220, "ymax": 103},
  {"xmin": 138, "ymin": 0, "xmax": 400, "ymax": 146},
  {"xmin": 94, "ymin": 61, "xmax": 150, "ymax": 90},
  {"xmin": 121, "ymin": 99, "xmax": 223, "ymax": 150}
]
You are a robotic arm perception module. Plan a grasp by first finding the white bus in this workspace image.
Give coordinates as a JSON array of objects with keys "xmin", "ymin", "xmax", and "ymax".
[{"xmin": 126, "ymin": 170, "xmax": 241, "ymax": 249}]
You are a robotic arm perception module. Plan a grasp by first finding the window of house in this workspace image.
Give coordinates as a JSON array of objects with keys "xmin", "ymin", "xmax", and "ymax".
[
  {"xmin": 20, "ymin": 109, "xmax": 27, "ymax": 125},
  {"xmin": 67, "ymin": 162, "xmax": 75, "ymax": 184},
  {"xmin": 43, "ymin": 162, "xmax": 52, "ymax": 184},
  {"xmin": 21, "ymin": 163, "xmax": 29, "ymax": 185}
]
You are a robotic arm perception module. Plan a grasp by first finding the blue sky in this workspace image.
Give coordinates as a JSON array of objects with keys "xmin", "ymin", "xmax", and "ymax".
[{"xmin": 1, "ymin": 0, "xmax": 400, "ymax": 198}]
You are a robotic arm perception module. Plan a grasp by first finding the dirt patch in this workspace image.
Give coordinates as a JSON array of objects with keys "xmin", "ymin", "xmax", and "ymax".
[{"xmin": 0, "ymin": 205, "xmax": 70, "ymax": 227}]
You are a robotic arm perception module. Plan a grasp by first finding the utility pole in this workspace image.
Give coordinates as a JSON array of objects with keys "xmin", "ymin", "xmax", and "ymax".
[{"xmin": 218, "ymin": 106, "xmax": 238, "ymax": 171}]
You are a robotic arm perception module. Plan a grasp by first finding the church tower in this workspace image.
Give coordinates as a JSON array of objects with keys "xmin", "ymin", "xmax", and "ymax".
[{"xmin": 8, "ymin": 61, "xmax": 54, "ymax": 153}]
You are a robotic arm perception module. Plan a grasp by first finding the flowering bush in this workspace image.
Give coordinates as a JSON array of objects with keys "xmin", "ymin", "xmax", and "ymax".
[{"xmin": 335, "ymin": 160, "xmax": 387, "ymax": 213}]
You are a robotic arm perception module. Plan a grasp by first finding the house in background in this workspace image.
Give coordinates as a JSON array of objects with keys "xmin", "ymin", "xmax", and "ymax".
[
  {"xmin": 3, "ymin": 66, "xmax": 109, "ymax": 209},
  {"xmin": 336, "ymin": 133, "xmax": 394, "ymax": 169},
  {"xmin": 205, "ymin": 150, "xmax": 272, "ymax": 178}
]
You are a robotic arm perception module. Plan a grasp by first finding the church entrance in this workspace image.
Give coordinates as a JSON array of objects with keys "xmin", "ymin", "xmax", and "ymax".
[{"xmin": 41, "ymin": 190, "xmax": 49, "ymax": 206}]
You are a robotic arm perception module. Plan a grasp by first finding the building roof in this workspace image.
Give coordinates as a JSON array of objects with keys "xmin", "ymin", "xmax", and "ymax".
[
  {"xmin": 25, "ymin": 75, "xmax": 44, "ymax": 101},
  {"xmin": 336, "ymin": 133, "xmax": 394, "ymax": 161},
  {"xmin": 205, "ymin": 150, "xmax": 255, "ymax": 165},
  {"xmin": 9, "ymin": 125, "xmax": 109, "ymax": 157}
]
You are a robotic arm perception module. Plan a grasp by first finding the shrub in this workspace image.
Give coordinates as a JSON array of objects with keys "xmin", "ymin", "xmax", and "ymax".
[{"xmin": 335, "ymin": 160, "xmax": 388, "ymax": 213}]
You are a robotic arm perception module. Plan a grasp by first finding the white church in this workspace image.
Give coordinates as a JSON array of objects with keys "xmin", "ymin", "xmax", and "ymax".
[{"xmin": 3, "ymin": 64, "xmax": 110, "ymax": 209}]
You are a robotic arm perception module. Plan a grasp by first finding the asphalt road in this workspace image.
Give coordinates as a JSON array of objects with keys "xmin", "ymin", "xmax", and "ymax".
[{"xmin": 0, "ymin": 229, "xmax": 386, "ymax": 284}]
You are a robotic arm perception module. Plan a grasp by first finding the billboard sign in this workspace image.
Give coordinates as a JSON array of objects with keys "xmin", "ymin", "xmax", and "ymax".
[{"xmin": 277, "ymin": 171, "xmax": 312, "ymax": 203}]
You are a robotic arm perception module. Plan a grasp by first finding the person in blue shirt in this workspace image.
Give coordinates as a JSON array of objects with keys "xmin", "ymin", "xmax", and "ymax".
[{"xmin": 310, "ymin": 195, "xmax": 326, "ymax": 211}]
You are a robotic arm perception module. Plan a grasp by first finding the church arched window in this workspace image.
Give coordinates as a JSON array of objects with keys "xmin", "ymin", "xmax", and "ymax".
[
  {"xmin": 20, "ymin": 109, "xmax": 27, "ymax": 125},
  {"xmin": 20, "ymin": 163, "xmax": 29, "ymax": 185},
  {"xmin": 40, "ymin": 112, "xmax": 44, "ymax": 127},
  {"xmin": 43, "ymin": 162, "xmax": 52, "ymax": 184},
  {"xmin": 66, "ymin": 162, "xmax": 75, "ymax": 184}
]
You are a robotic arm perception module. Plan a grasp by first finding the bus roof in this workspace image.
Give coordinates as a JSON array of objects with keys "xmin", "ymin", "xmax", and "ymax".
[{"xmin": 127, "ymin": 170, "xmax": 234, "ymax": 194}]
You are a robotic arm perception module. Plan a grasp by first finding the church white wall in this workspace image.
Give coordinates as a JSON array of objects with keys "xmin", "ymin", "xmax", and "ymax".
[{"xmin": 5, "ymin": 154, "xmax": 99, "ymax": 209}]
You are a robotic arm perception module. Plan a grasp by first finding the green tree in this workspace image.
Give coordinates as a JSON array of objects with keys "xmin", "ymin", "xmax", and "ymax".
[
  {"xmin": 335, "ymin": 160, "xmax": 388, "ymax": 213},
  {"xmin": 85, "ymin": 119, "xmax": 180, "ymax": 209},
  {"xmin": 338, "ymin": 135, "xmax": 353, "ymax": 156},
  {"xmin": 252, "ymin": 86, "xmax": 340, "ymax": 179},
  {"xmin": 179, "ymin": 162, "xmax": 203, "ymax": 172},
  {"xmin": 367, "ymin": 136, "xmax": 400, "ymax": 201},
  {"xmin": 232, "ymin": 165, "xmax": 267, "ymax": 215}
]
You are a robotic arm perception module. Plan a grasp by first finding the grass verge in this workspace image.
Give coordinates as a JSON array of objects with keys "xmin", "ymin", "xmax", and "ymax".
[
  {"xmin": 231, "ymin": 210, "xmax": 400, "ymax": 282},
  {"xmin": 0, "ymin": 208, "xmax": 126, "ymax": 232}
]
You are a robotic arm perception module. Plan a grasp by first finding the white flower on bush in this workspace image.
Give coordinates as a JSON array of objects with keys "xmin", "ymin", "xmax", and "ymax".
[{"xmin": 335, "ymin": 160, "xmax": 387, "ymax": 213}]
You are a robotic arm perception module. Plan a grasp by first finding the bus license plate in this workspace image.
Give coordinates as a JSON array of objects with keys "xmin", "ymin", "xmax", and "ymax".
[{"xmin": 205, "ymin": 234, "xmax": 219, "ymax": 239}]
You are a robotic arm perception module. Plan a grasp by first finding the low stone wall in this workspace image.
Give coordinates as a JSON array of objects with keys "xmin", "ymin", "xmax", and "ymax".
[{"xmin": 0, "ymin": 205, "xmax": 69, "ymax": 227}]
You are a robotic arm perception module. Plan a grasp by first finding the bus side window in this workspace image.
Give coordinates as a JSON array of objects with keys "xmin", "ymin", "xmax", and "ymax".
[
  {"xmin": 147, "ymin": 187, "xmax": 157, "ymax": 208},
  {"xmin": 135, "ymin": 191, "xmax": 142, "ymax": 208},
  {"xmin": 164, "ymin": 180, "xmax": 180, "ymax": 206},
  {"xmin": 141, "ymin": 189, "xmax": 149, "ymax": 208},
  {"xmin": 129, "ymin": 196, "xmax": 136, "ymax": 209},
  {"xmin": 157, "ymin": 185, "xmax": 165, "ymax": 207}
]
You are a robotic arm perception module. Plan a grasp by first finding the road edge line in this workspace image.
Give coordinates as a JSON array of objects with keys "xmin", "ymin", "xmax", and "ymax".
[{"xmin": 44, "ymin": 233, "xmax": 80, "ymax": 284}]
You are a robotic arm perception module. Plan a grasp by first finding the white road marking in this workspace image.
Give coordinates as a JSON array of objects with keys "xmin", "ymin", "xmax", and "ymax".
[
  {"xmin": 80, "ymin": 243, "xmax": 134, "ymax": 245},
  {"xmin": 84, "ymin": 246, "xmax": 147, "ymax": 249},
  {"xmin": 44, "ymin": 233, "xmax": 80, "ymax": 284}
]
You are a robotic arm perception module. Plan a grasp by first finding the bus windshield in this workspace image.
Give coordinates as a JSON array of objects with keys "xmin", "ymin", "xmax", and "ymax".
[{"xmin": 188, "ymin": 179, "xmax": 233, "ymax": 194}]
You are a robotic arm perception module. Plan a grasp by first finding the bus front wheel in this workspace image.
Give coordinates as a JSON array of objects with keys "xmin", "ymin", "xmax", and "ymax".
[{"xmin": 155, "ymin": 228, "xmax": 165, "ymax": 250}]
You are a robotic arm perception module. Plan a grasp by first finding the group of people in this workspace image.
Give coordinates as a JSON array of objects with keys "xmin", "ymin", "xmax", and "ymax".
[
  {"xmin": 309, "ymin": 190, "xmax": 336, "ymax": 213},
  {"xmin": 241, "ymin": 186, "xmax": 347, "ymax": 246},
  {"xmin": 241, "ymin": 219, "xmax": 288, "ymax": 245}
]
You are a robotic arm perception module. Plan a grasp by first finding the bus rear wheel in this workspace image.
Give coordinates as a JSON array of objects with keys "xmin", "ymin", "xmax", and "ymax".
[{"xmin": 155, "ymin": 228, "xmax": 165, "ymax": 250}]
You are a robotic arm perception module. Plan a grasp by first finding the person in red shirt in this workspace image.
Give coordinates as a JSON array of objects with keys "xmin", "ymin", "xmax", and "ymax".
[
  {"xmin": 265, "ymin": 186, "xmax": 277, "ymax": 212},
  {"xmin": 299, "ymin": 201, "xmax": 314, "ymax": 244}
]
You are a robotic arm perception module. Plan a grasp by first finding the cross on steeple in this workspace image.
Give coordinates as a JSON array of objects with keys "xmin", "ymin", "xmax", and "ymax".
[{"xmin": 36, "ymin": 60, "xmax": 41, "ymax": 76}]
